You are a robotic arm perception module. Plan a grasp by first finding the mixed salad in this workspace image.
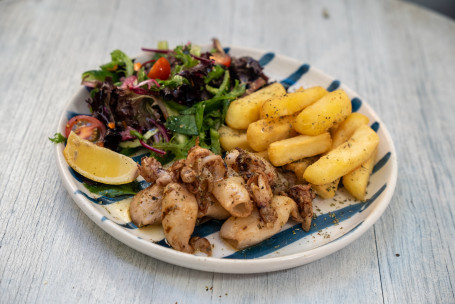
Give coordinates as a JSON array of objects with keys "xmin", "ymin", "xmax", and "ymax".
[{"xmin": 51, "ymin": 39, "xmax": 269, "ymax": 164}]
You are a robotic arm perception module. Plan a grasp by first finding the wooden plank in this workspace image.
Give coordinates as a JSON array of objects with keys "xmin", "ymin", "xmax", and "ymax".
[
  {"xmin": 342, "ymin": 1, "xmax": 455, "ymax": 303},
  {"xmin": 0, "ymin": 0, "xmax": 454, "ymax": 303}
]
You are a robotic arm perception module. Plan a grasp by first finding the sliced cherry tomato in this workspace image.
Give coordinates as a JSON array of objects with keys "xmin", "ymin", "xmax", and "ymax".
[
  {"xmin": 65, "ymin": 115, "xmax": 107, "ymax": 143},
  {"xmin": 210, "ymin": 53, "xmax": 231, "ymax": 67},
  {"xmin": 147, "ymin": 57, "xmax": 171, "ymax": 80}
]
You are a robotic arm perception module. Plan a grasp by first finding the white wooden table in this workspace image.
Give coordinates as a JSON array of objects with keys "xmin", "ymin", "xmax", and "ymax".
[{"xmin": 1, "ymin": 0, "xmax": 454, "ymax": 303}]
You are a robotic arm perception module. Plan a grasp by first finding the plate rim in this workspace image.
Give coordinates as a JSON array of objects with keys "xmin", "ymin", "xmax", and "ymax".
[{"xmin": 55, "ymin": 45, "xmax": 398, "ymax": 274}]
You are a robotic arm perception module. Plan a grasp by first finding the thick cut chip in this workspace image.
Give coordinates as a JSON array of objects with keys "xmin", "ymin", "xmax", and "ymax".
[
  {"xmin": 342, "ymin": 149, "xmax": 377, "ymax": 201},
  {"xmin": 303, "ymin": 125, "xmax": 379, "ymax": 185},
  {"xmin": 268, "ymin": 133, "xmax": 332, "ymax": 167},
  {"xmin": 219, "ymin": 125, "xmax": 251, "ymax": 151},
  {"xmin": 247, "ymin": 115, "xmax": 296, "ymax": 151},
  {"xmin": 293, "ymin": 89, "xmax": 351, "ymax": 136},
  {"xmin": 331, "ymin": 113, "xmax": 369, "ymax": 148},
  {"xmin": 260, "ymin": 86, "xmax": 327, "ymax": 119},
  {"xmin": 225, "ymin": 83, "xmax": 286, "ymax": 129}
]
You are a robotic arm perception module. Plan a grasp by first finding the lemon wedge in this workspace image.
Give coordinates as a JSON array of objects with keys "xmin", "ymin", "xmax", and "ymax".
[{"xmin": 63, "ymin": 131, "xmax": 139, "ymax": 185}]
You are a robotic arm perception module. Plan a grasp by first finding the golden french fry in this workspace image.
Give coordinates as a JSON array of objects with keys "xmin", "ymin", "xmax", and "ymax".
[
  {"xmin": 303, "ymin": 125, "xmax": 379, "ymax": 185},
  {"xmin": 268, "ymin": 133, "xmax": 332, "ymax": 167},
  {"xmin": 260, "ymin": 86, "xmax": 327, "ymax": 119},
  {"xmin": 312, "ymin": 114, "xmax": 369, "ymax": 196},
  {"xmin": 246, "ymin": 115, "xmax": 297, "ymax": 151},
  {"xmin": 225, "ymin": 83, "xmax": 286, "ymax": 129},
  {"xmin": 331, "ymin": 113, "xmax": 369, "ymax": 148},
  {"xmin": 285, "ymin": 158, "xmax": 316, "ymax": 182},
  {"xmin": 293, "ymin": 89, "xmax": 352, "ymax": 136},
  {"xmin": 219, "ymin": 125, "xmax": 251, "ymax": 151},
  {"xmin": 311, "ymin": 179, "xmax": 340, "ymax": 199},
  {"xmin": 343, "ymin": 148, "xmax": 377, "ymax": 201}
]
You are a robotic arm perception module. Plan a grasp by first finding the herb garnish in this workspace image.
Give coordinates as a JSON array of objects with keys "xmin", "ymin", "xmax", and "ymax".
[{"xmin": 48, "ymin": 133, "xmax": 67, "ymax": 144}]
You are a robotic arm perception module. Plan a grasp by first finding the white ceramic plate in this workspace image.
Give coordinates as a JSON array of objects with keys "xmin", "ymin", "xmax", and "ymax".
[{"xmin": 55, "ymin": 46, "xmax": 397, "ymax": 273}]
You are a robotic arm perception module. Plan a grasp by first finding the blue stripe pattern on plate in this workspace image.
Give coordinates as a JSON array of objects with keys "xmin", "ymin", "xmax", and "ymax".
[
  {"xmin": 359, "ymin": 184, "xmax": 387, "ymax": 212},
  {"xmin": 280, "ymin": 64, "xmax": 310, "ymax": 90},
  {"xmin": 119, "ymin": 222, "xmax": 138, "ymax": 229},
  {"xmin": 258, "ymin": 53, "xmax": 275, "ymax": 67},
  {"xmin": 75, "ymin": 190, "xmax": 132, "ymax": 205},
  {"xmin": 327, "ymin": 80, "xmax": 340, "ymax": 92},
  {"xmin": 100, "ymin": 216, "xmax": 138, "ymax": 229},
  {"xmin": 138, "ymin": 180, "xmax": 151, "ymax": 189},
  {"xmin": 66, "ymin": 111, "xmax": 84, "ymax": 121},
  {"xmin": 351, "ymin": 98, "xmax": 362, "ymax": 112},
  {"xmin": 370, "ymin": 122, "xmax": 380, "ymax": 132},
  {"xmin": 132, "ymin": 153, "xmax": 150, "ymax": 164},
  {"xmin": 155, "ymin": 220, "xmax": 224, "ymax": 248},
  {"xmin": 372, "ymin": 152, "xmax": 391, "ymax": 174},
  {"xmin": 69, "ymin": 167, "xmax": 84, "ymax": 183}
]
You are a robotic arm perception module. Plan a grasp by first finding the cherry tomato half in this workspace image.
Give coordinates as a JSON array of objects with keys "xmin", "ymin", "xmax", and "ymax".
[
  {"xmin": 65, "ymin": 115, "xmax": 107, "ymax": 143},
  {"xmin": 147, "ymin": 57, "xmax": 171, "ymax": 80}
]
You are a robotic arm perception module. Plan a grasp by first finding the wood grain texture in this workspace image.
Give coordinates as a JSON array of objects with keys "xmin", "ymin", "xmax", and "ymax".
[{"xmin": 0, "ymin": 0, "xmax": 454, "ymax": 303}]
